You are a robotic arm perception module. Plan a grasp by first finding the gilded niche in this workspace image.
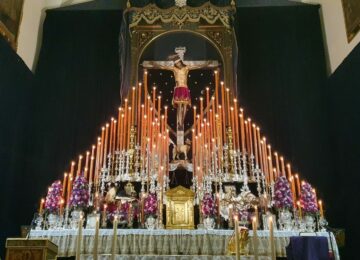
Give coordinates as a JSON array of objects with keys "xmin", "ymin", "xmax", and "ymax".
[{"xmin": 165, "ymin": 186, "xmax": 194, "ymax": 229}]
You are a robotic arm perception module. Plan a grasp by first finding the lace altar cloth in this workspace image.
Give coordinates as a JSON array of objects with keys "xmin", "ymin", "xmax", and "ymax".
[{"xmin": 29, "ymin": 229, "xmax": 339, "ymax": 259}]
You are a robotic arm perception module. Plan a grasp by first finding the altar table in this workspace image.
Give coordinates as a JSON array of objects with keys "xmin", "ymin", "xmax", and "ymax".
[{"xmin": 29, "ymin": 229, "xmax": 339, "ymax": 259}]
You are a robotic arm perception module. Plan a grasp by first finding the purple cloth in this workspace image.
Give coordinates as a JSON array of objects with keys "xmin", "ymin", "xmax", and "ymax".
[{"xmin": 286, "ymin": 236, "xmax": 331, "ymax": 260}]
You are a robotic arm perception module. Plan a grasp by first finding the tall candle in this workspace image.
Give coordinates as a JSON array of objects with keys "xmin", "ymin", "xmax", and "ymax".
[
  {"xmin": 274, "ymin": 153, "xmax": 280, "ymax": 178},
  {"xmin": 93, "ymin": 216, "xmax": 99, "ymax": 260},
  {"xmin": 152, "ymin": 86, "xmax": 156, "ymax": 119},
  {"xmin": 318, "ymin": 200, "xmax": 324, "ymax": 218},
  {"xmin": 100, "ymin": 127, "xmax": 105, "ymax": 167},
  {"xmin": 131, "ymin": 86, "xmax": 136, "ymax": 125},
  {"xmin": 252, "ymin": 216, "xmax": 259, "ymax": 260},
  {"xmin": 286, "ymin": 164, "xmax": 292, "ymax": 180},
  {"xmin": 280, "ymin": 156, "xmax": 285, "ymax": 177},
  {"xmin": 117, "ymin": 107, "xmax": 122, "ymax": 150},
  {"xmin": 104, "ymin": 123, "xmax": 110, "ymax": 165},
  {"xmin": 240, "ymin": 112, "xmax": 245, "ymax": 153},
  {"xmin": 268, "ymin": 216, "xmax": 276, "ymax": 260},
  {"xmin": 234, "ymin": 216, "xmax": 240, "ymax": 260},
  {"xmin": 248, "ymin": 118, "xmax": 253, "ymax": 156},
  {"xmin": 111, "ymin": 216, "xmax": 118, "ymax": 260},
  {"xmin": 290, "ymin": 176, "xmax": 296, "ymax": 207},
  {"xmin": 77, "ymin": 155, "xmax": 83, "ymax": 176},
  {"xmin": 214, "ymin": 70, "xmax": 219, "ymax": 114},
  {"xmin": 84, "ymin": 151, "xmax": 90, "ymax": 179},
  {"xmin": 295, "ymin": 174, "xmax": 301, "ymax": 199},
  {"xmin": 109, "ymin": 118, "xmax": 114, "ymax": 153},
  {"xmin": 39, "ymin": 198, "xmax": 45, "ymax": 215},
  {"xmin": 62, "ymin": 173, "xmax": 67, "ymax": 198},
  {"xmin": 76, "ymin": 214, "xmax": 83, "ymax": 260},
  {"xmin": 297, "ymin": 201, "xmax": 302, "ymax": 220},
  {"xmin": 138, "ymin": 83, "xmax": 142, "ymax": 128},
  {"xmin": 226, "ymin": 88, "xmax": 230, "ymax": 125},
  {"xmin": 234, "ymin": 99, "xmax": 240, "ymax": 150},
  {"xmin": 253, "ymin": 124, "xmax": 259, "ymax": 165}
]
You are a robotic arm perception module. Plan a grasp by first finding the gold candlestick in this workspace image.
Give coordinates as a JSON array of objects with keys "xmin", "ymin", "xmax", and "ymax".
[
  {"xmin": 252, "ymin": 216, "xmax": 259, "ymax": 260},
  {"xmin": 111, "ymin": 216, "xmax": 118, "ymax": 260},
  {"xmin": 268, "ymin": 216, "xmax": 276, "ymax": 260},
  {"xmin": 93, "ymin": 216, "xmax": 99, "ymax": 260},
  {"xmin": 76, "ymin": 214, "xmax": 83, "ymax": 260},
  {"xmin": 234, "ymin": 216, "xmax": 240, "ymax": 260}
]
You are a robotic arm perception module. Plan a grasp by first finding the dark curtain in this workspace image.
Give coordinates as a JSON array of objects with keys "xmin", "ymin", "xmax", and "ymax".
[
  {"xmin": 235, "ymin": 5, "xmax": 329, "ymax": 199},
  {"xmin": 3, "ymin": 0, "xmax": 356, "ymax": 258},
  {"xmin": 0, "ymin": 36, "xmax": 34, "ymax": 257},
  {"xmin": 326, "ymin": 43, "xmax": 360, "ymax": 259}
]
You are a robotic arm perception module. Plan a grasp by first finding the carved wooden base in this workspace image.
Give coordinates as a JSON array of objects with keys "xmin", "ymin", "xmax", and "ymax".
[{"xmin": 5, "ymin": 238, "xmax": 58, "ymax": 260}]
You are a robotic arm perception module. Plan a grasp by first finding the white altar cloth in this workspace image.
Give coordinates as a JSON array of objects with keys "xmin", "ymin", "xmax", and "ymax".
[{"xmin": 29, "ymin": 229, "xmax": 339, "ymax": 259}]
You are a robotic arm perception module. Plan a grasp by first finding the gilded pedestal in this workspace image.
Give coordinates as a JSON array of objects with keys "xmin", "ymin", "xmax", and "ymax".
[{"xmin": 5, "ymin": 238, "xmax": 58, "ymax": 260}]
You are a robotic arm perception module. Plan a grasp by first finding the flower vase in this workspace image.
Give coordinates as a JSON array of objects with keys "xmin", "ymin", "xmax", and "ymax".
[
  {"xmin": 145, "ymin": 216, "xmax": 156, "ymax": 230},
  {"xmin": 70, "ymin": 209, "xmax": 83, "ymax": 229},
  {"xmin": 86, "ymin": 213, "xmax": 100, "ymax": 229},
  {"xmin": 278, "ymin": 209, "xmax": 293, "ymax": 230},
  {"xmin": 47, "ymin": 213, "xmax": 59, "ymax": 230},
  {"xmin": 304, "ymin": 214, "xmax": 315, "ymax": 232},
  {"xmin": 203, "ymin": 217, "xmax": 215, "ymax": 230}
]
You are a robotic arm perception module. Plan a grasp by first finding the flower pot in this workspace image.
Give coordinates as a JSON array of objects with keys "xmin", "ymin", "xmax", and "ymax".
[
  {"xmin": 203, "ymin": 217, "xmax": 215, "ymax": 230},
  {"xmin": 70, "ymin": 209, "xmax": 83, "ymax": 229},
  {"xmin": 304, "ymin": 214, "xmax": 315, "ymax": 232},
  {"xmin": 86, "ymin": 213, "xmax": 100, "ymax": 229},
  {"xmin": 145, "ymin": 216, "xmax": 156, "ymax": 230},
  {"xmin": 278, "ymin": 209, "xmax": 293, "ymax": 230},
  {"xmin": 47, "ymin": 213, "xmax": 59, "ymax": 230}
]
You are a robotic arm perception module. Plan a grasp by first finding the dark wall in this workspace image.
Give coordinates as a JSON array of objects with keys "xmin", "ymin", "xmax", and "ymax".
[
  {"xmin": 0, "ymin": 36, "xmax": 34, "ymax": 257},
  {"xmin": 326, "ymin": 43, "xmax": 360, "ymax": 259},
  {"xmin": 3, "ymin": 0, "xmax": 357, "ymax": 258}
]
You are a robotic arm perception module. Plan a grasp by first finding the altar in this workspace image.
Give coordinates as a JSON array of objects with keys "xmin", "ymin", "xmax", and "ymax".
[{"xmin": 29, "ymin": 229, "xmax": 339, "ymax": 259}]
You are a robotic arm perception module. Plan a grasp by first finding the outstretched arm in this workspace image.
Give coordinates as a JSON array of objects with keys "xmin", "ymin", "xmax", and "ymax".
[
  {"xmin": 142, "ymin": 61, "xmax": 173, "ymax": 70},
  {"xmin": 186, "ymin": 60, "xmax": 220, "ymax": 70}
]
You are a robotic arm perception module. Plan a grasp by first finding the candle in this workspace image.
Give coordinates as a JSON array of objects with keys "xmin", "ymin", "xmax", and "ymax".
[
  {"xmin": 234, "ymin": 99, "xmax": 240, "ymax": 150},
  {"xmin": 93, "ymin": 216, "xmax": 99, "ymax": 260},
  {"xmin": 234, "ymin": 216, "xmax": 240, "ymax": 260},
  {"xmin": 100, "ymin": 127, "xmax": 105, "ymax": 167},
  {"xmin": 103, "ymin": 124, "xmax": 109, "ymax": 165},
  {"xmin": 111, "ymin": 216, "xmax": 118, "ymax": 260},
  {"xmin": 76, "ymin": 213, "xmax": 83, "ymax": 260},
  {"xmin": 248, "ymin": 118, "xmax": 253, "ymax": 156},
  {"xmin": 297, "ymin": 201, "xmax": 302, "ymax": 220},
  {"xmin": 295, "ymin": 174, "xmax": 301, "ymax": 199},
  {"xmin": 39, "ymin": 198, "xmax": 45, "ymax": 215},
  {"xmin": 290, "ymin": 176, "xmax": 296, "ymax": 207},
  {"xmin": 268, "ymin": 216, "xmax": 276, "ymax": 260},
  {"xmin": 252, "ymin": 124, "xmax": 258, "ymax": 165},
  {"xmin": 62, "ymin": 173, "xmax": 67, "ymax": 198},
  {"xmin": 152, "ymin": 86, "xmax": 156, "ymax": 119},
  {"xmin": 131, "ymin": 86, "xmax": 136, "ymax": 125},
  {"xmin": 286, "ymin": 163, "xmax": 292, "ymax": 180},
  {"xmin": 318, "ymin": 200, "xmax": 324, "ymax": 218},
  {"xmin": 216, "ymin": 193, "xmax": 220, "ymax": 228},
  {"xmin": 102, "ymin": 204, "xmax": 107, "ymax": 228},
  {"xmin": 239, "ymin": 112, "xmax": 245, "ymax": 153},
  {"xmin": 274, "ymin": 152, "xmax": 280, "ymax": 178},
  {"xmin": 77, "ymin": 155, "xmax": 83, "ymax": 176},
  {"xmin": 280, "ymin": 156, "xmax": 285, "ymax": 177},
  {"xmin": 214, "ymin": 70, "xmax": 219, "ymax": 114},
  {"xmin": 109, "ymin": 118, "xmax": 114, "ymax": 153},
  {"xmin": 59, "ymin": 199, "xmax": 64, "ymax": 216},
  {"xmin": 84, "ymin": 151, "xmax": 90, "ymax": 179},
  {"xmin": 252, "ymin": 217, "xmax": 259, "ymax": 260}
]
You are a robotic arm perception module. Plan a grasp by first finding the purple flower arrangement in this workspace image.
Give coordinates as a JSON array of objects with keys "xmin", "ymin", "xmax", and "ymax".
[
  {"xmin": 144, "ymin": 193, "xmax": 157, "ymax": 217},
  {"xmin": 300, "ymin": 181, "xmax": 318, "ymax": 215},
  {"xmin": 69, "ymin": 176, "xmax": 89, "ymax": 210},
  {"xmin": 45, "ymin": 180, "xmax": 63, "ymax": 213},
  {"xmin": 201, "ymin": 193, "xmax": 217, "ymax": 218},
  {"xmin": 274, "ymin": 176, "xmax": 293, "ymax": 210}
]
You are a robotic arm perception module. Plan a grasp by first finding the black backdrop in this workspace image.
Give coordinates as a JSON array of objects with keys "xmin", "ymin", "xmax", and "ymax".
[{"xmin": 2, "ymin": 0, "xmax": 359, "ymax": 258}]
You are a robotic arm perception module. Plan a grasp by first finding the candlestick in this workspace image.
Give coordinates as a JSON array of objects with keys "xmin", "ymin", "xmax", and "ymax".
[
  {"xmin": 93, "ymin": 216, "xmax": 99, "ymax": 260},
  {"xmin": 234, "ymin": 216, "xmax": 240, "ymax": 260},
  {"xmin": 318, "ymin": 200, "xmax": 324, "ymax": 218},
  {"xmin": 252, "ymin": 216, "xmax": 259, "ymax": 260},
  {"xmin": 76, "ymin": 213, "xmax": 83, "ymax": 260},
  {"xmin": 268, "ymin": 216, "xmax": 276, "ymax": 260},
  {"xmin": 111, "ymin": 216, "xmax": 118, "ymax": 260}
]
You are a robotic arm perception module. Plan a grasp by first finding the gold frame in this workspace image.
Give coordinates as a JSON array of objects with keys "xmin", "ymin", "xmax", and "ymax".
[
  {"xmin": 128, "ymin": 2, "xmax": 237, "ymax": 93},
  {"xmin": 165, "ymin": 185, "xmax": 195, "ymax": 229},
  {"xmin": 0, "ymin": 0, "xmax": 25, "ymax": 50},
  {"xmin": 341, "ymin": 0, "xmax": 360, "ymax": 42}
]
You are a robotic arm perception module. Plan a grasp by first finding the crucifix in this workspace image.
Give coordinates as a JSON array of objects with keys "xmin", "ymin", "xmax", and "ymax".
[{"xmin": 142, "ymin": 47, "xmax": 219, "ymax": 147}]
